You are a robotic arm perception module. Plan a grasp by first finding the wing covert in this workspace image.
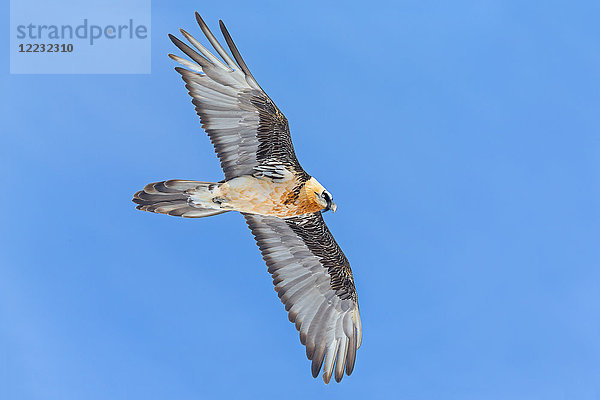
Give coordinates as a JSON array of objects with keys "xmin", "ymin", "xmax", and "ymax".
[{"xmin": 244, "ymin": 212, "xmax": 362, "ymax": 383}]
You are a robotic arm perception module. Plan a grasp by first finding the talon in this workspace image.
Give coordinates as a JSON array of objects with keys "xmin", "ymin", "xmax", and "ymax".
[{"xmin": 212, "ymin": 196, "xmax": 226, "ymax": 205}]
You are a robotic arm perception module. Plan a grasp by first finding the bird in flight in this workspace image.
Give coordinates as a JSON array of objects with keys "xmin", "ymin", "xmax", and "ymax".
[{"xmin": 132, "ymin": 13, "xmax": 361, "ymax": 383}]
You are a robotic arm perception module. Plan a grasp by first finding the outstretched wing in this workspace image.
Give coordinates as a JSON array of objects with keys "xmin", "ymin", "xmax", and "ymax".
[
  {"xmin": 244, "ymin": 212, "xmax": 362, "ymax": 383},
  {"xmin": 169, "ymin": 13, "xmax": 308, "ymax": 181}
]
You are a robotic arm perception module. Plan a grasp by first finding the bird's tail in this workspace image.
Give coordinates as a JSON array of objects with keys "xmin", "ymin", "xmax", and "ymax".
[{"xmin": 132, "ymin": 180, "xmax": 229, "ymax": 218}]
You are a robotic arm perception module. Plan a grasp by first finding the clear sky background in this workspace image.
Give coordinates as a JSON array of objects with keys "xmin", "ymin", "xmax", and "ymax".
[{"xmin": 2, "ymin": 1, "xmax": 600, "ymax": 399}]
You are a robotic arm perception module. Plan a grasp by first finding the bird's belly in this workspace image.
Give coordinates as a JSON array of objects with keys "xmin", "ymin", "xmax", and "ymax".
[{"xmin": 218, "ymin": 176, "xmax": 309, "ymax": 217}]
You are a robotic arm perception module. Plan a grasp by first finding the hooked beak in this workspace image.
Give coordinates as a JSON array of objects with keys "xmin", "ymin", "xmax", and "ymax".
[{"xmin": 325, "ymin": 198, "xmax": 337, "ymax": 213}]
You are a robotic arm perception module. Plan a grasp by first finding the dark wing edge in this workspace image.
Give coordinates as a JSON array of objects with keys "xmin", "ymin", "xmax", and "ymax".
[
  {"xmin": 168, "ymin": 13, "xmax": 306, "ymax": 180},
  {"xmin": 244, "ymin": 212, "xmax": 362, "ymax": 383}
]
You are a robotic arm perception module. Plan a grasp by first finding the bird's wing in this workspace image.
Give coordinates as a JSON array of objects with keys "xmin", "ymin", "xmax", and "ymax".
[
  {"xmin": 244, "ymin": 212, "xmax": 362, "ymax": 383},
  {"xmin": 169, "ymin": 14, "xmax": 308, "ymax": 181}
]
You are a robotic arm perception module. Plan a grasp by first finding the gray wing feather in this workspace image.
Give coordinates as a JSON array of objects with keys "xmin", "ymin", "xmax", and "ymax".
[
  {"xmin": 244, "ymin": 212, "xmax": 361, "ymax": 383},
  {"xmin": 169, "ymin": 14, "xmax": 307, "ymax": 180}
]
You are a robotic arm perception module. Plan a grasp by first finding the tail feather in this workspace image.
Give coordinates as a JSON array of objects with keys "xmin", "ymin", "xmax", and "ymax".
[{"xmin": 133, "ymin": 180, "xmax": 228, "ymax": 218}]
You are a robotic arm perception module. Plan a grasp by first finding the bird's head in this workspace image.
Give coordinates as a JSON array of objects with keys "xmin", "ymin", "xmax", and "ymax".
[{"xmin": 305, "ymin": 177, "xmax": 337, "ymax": 213}]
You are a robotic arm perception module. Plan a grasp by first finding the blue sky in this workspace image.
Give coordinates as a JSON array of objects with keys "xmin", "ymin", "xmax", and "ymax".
[{"xmin": 2, "ymin": 0, "xmax": 600, "ymax": 399}]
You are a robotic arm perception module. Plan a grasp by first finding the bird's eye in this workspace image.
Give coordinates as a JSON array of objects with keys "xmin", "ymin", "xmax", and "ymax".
[{"xmin": 322, "ymin": 192, "xmax": 331, "ymax": 201}]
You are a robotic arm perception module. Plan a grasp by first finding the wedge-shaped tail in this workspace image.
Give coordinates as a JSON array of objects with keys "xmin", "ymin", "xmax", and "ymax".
[{"xmin": 133, "ymin": 180, "xmax": 228, "ymax": 218}]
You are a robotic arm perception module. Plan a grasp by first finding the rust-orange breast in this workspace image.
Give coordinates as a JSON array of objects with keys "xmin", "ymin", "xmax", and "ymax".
[{"xmin": 219, "ymin": 175, "xmax": 324, "ymax": 218}]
